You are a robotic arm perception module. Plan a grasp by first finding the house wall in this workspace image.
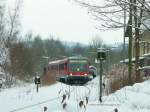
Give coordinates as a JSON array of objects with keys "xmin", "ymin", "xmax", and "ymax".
[{"xmin": 132, "ymin": 31, "xmax": 150, "ymax": 57}]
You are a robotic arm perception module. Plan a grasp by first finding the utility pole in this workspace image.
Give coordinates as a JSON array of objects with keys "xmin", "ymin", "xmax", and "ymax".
[
  {"xmin": 97, "ymin": 48, "xmax": 106, "ymax": 102},
  {"xmin": 128, "ymin": 0, "xmax": 133, "ymax": 85},
  {"xmin": 133, "ymin": 0, "xmax": 140, "ymax": 82},
  {"xmin": 134, "ymin": 0, "xmax": 145, "ymax": 82},
  {"xmin": 123, "ymin": 3, "xmax": 127, "ymax": 62},
  {"xmin": 99, "ymin": 59, "xmax": 103, "ymax": 102}
]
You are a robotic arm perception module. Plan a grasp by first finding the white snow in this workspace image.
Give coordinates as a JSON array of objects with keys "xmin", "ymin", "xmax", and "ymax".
[{"xmin": 0, "ymin": 77, "xmax": 150, "ymax": 112}]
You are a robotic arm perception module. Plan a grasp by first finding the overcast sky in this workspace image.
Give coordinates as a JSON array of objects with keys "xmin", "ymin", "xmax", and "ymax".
[{"xmin": 8, "ymin": 0, "xmax": 123, "ymax": 45}]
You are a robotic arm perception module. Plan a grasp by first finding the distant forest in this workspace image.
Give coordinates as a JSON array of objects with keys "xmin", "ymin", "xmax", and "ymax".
[{"xmin": 7, "ymin": 33, "xmax": 127, "ymax": 81}]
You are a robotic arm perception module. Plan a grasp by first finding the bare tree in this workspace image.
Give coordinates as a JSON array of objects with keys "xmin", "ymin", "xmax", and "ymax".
[
  {"xmin": 9, "ymin": 41, "xmax": 35, "ymax": 81},
  {"xmin": 74, "ymin": 0, "xmax": 150, "ymax": 83},
  {"xmin": 0, "ymin": 1, "xmax": 10, "ymax": 85},
  {"xmin": 0, "ymin": 0, "xmax": 22, "ymax": 87},
  {"xmin": 89, "ymin": 35, "xmax": 103, "ymax": 48},
  {"xmin": 0, "ymin": 1, "xmax": 7, "ymax": 67},
  {"xmin": 6, "ymin": 0, "xmax": 22, "ymax": 47},
  {"xmin": 74, "ymin": 0, "xmax": 150, "ymax": 30}
]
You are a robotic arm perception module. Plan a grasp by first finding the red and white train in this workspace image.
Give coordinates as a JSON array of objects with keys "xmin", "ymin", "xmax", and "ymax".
[{"xmin": 47, "ymin": 56, "xmax": 96, "ymax": 85}]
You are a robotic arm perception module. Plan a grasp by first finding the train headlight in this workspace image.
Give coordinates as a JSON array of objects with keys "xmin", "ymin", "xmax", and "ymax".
[
  {"xmin": 84, "ymin": 73, "xmax": 87, "ymax": 76},
  {"xmin": 70, "ymin": 73, "xmax": 72, "ymax": 76}
]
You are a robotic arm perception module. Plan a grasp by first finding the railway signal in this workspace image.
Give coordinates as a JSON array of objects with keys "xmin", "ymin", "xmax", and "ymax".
[
  {"xmin": 35, "ymin": 74, "xmax": 41, "ymax": 93},
  {"xmin": 97, "ymin": 48, "xmax": 106, "ymax": 102},
  {"xmin": 97, "ymin": 48, "xmax": 106, "ymax": 60}
]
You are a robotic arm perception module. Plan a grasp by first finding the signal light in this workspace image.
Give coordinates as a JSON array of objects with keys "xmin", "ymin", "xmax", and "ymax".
[{"xmin": 97, "ymin": 48, "xmax": 106, "ymax": 61}]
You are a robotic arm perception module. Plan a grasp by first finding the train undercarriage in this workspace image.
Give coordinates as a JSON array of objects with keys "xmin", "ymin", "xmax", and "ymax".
[{"xmin": 56, "ymin": 75, "xmax": 92, "ymax": 85}]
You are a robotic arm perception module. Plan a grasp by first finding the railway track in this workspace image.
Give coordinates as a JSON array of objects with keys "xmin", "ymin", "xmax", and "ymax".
[
  {"xmin": 9, "ymin": 82, "xmax": 93, "ymax": 112},
  {"xmin": 10, "ymin": 84, "xmax": 74, "ymax": 112}
]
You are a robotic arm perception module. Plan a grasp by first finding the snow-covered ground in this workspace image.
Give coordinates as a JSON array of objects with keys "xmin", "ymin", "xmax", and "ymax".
[{"xmin": 0, "ymin": 77, "xmax": 150, "ymax": 112}]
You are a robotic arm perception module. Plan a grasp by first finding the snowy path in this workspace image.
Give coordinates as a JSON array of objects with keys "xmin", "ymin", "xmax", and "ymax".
[{"xmin": 0, "ymin": 78, "xmax": 150, "ymax": 112}]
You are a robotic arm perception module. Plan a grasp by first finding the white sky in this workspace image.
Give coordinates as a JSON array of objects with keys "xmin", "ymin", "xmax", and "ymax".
[{"xmin": 8, "ymin": 0, "xmax": 124, "ymax": 45}]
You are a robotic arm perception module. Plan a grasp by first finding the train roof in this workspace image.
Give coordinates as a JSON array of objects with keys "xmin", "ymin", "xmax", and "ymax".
[
  {"xmin": 48, "ymin": 56, "xmax": 89, "ymax": 65},
  {"xmin": 48, "ymin": 58, "xmax": 68, "ymax": 65},
  {"xmin": 68, "ymin": 56, "xmax": 88, "ymax": 60}
]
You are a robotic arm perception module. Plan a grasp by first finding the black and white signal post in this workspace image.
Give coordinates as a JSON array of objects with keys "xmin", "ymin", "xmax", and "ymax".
[
  {"xmin": 35, "ymin": 73, "xmax": 41, "ymax": 93},
  {"xmin": 97, "ymin": 48, "xmax": 106, "ymax": 102}
]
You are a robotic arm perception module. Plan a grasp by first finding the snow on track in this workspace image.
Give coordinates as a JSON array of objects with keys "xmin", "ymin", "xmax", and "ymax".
[{"xmin": 0, "ymin": 77, "xmax": 150, "ymax": 112}]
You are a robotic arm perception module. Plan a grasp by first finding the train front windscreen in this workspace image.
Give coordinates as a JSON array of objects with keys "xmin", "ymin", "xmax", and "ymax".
[{"xmin": 69, "ymin": 60, "xmax": 88, "ymax": 72}]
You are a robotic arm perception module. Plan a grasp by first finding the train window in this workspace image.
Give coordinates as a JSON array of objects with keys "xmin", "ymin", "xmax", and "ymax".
[
  {"xmin": 59, "ymin": 63, "xmax": 68, "ymax": 70},
  {"xmin": 51, "ymin": 65, "xmax": 58, "ymax": 70},
  {"xmin": 51, "ymin": 65, "xmax": 54, "ymax": 70},
  {"xmin": 55, "ymin": 65, "xmax": 58, "ymax": 70},
  {"xmin": 59, "ymin": 64, "xmax": 64, "ymax": 70},
  {"xmin": 69, "ymin": 62, "xmax": 88, "ymax": 72},
  {"xmin": 64, "ymin": 63, "xmax": 67, "ymax": 70}
]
